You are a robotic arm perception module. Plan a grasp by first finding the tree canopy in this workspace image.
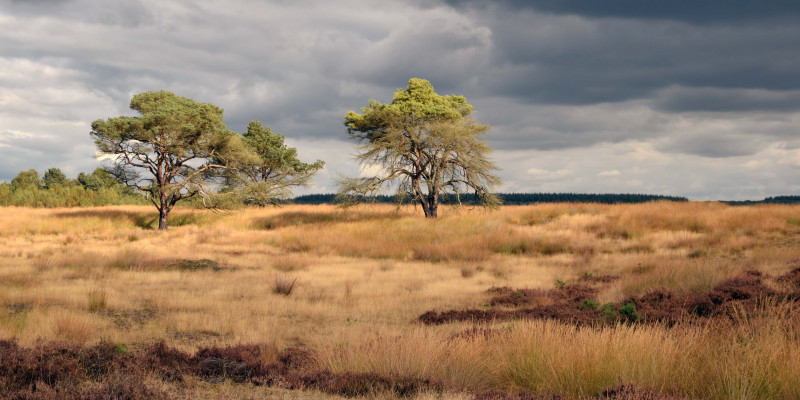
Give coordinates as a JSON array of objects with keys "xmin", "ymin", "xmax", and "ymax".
[
  {"xmin": 213, "ymin": 121, "xmax": 324, "ymax": 206},
  {"xmin": 11, "ymin": 169, "xmax": 41, "ymax": 190},
  {"xmin": 91, "ymin": 91, "xmax": 249, "ymax": 229},
  {"xmin": 338, "ymin": 78, "xmax": 500, "ymax": 218},
  {"xmin": 77, "ymin": 168, "xmax": 120, "ymax": 192},
  {"xmin": 43, "ymin": 168, "xmax": 68, "ymax": 188}
]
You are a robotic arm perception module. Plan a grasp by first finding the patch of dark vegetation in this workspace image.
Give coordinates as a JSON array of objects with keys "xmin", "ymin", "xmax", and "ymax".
[
  {"xmin": 99, "ymin": 308, "xmax": 158, "ymax": 328},
  {"xmin": 579, "ymin": 274, "xmax": 620, "ymax": 284},
  {"xmin": 777, "ymin": 264, "xmax": 800, "ymax": 291},
  {"xmin": 449, "ymin": 326, "xmax": 501, "ymax": 341},
  {"xmin": 293, "ymin": 192, "xmax": 689, "ymax": 205},
  {"xmin": 475, "ymin": 383, "xmax": 692, "ymax": 399},
  {"xmin": 0, "ymin": 340, "xmax": 697, "ymax": 400},
  {"xmin": 0, "ymin": 339, "xmax": 439, "ymax": 399},
  {"xmin": 6, "ymin": 303, "xmax": 32, "ymax": 315},
  {"xmin": 597, "ymin": 384, "xmax": 690, "ymax": 399},
  {"xmin": 168, "ymin": 258, "xmax": 223, "ymax": 271},
  {"xmin": 420, "ymin": 269, "xmax": 800, "ymax": 326},
  {"xmin": 0, "ymin": 339, "xmax": 158, "ymax": 400}
]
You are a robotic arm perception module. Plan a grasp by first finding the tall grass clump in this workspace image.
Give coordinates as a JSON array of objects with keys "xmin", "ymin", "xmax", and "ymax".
[
  {"xmin": 87, "ymin": 288, "xmax": 107, "ymax": 312},
  {"xmin": 272, "ymin": 275, "xmax": 298, "ymax": 296}
]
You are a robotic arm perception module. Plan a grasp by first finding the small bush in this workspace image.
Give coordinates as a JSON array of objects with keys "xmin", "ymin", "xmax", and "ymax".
[
  {"xmin": 461, "ymin": 265, "xmax": 476, "ymax": 278},
  {"xmin": 115, "ymin": 343, "xmax": 129, "ymax": 354},
  {"xmin": 600, "ymin": 302, "xmax": 617, "ymax": 320},
  {"xmin": 687, "ymin": 248, "xmax": 707, "ymax": 259},
  {"xmin": 579, "ymin": 299, "xmax": 599, "ymax": 310},
  {"xmin": 618, "ymin": 302, "xmax": 642, "ymax": 323},
  {"xmin": 272, "ymin": 275, "xmax": 298, "ymax": 296}
]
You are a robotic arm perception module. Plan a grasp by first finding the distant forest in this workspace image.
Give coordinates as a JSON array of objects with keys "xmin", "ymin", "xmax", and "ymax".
[
  {"xmin": 294, "ymin": 193, "xmax": 690, "ymax": 205},
  {"xmin": 722, "ymin": 196, "xmax": 800, "ymax": 206},
  {"xmin": 4, "ymin": 168, "xmax": 800, "ymax": 207}
]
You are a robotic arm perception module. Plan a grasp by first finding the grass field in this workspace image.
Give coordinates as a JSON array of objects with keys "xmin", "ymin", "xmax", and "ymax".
[{"xmin": 1, "ymin": 203, "xmax": 800, "ymax": 399}]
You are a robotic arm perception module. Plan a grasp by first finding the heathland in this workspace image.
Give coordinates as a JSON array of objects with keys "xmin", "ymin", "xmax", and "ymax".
[{"xmin": 1, "ymin": 203, "xmax": 800, "ymax": 399}]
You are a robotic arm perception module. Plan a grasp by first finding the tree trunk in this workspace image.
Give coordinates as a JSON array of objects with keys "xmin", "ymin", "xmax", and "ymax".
[
  {"xmin": 412, "ymin": 177, "xmax": 438, "ymax": 218},
  {"xmin": 158, "ymin": 202, "xmax": 169, "ymax": 230},
  {"xmin": 426, "ymin": 195, "xmax": 438, "ymax": 218},
  {"xmin": 420, "ymin": 194, "xmax": 438, "ymax": 218}
]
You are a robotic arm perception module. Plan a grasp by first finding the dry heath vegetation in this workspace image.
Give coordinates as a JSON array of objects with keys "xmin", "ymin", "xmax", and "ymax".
[{"xmin": 1, "ymin": 203, "xmax": 800, "ymax": 399}]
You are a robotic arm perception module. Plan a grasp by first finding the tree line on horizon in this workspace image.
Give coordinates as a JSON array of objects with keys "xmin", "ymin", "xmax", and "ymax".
[
  {"xmin": 0, "ymin": 167, "xmax": 147, "ymax": 208},
  {"xmin": 6, "ymin": 167, "xmax": 800, "ymax": 207},
  {"xmin": 294, "ymin": 192, "xmax": 690, "ymax": 205}
]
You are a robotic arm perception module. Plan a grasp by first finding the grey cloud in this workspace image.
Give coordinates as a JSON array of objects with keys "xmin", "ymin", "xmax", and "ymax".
[
  {"xmin": 656, "ymin": 134, "xmax": 768, "ymax": 158},
  {"xmin": 476, "ymin": 10, "xmax": 800, "ymax": 106},
  {"xmin": 653, "ymin": 86, "xmax": 800, "ymax": 113},
  {"xmin": 443, "ymin": 0, "xmax": 800, "ymax": 24},
  {"xmin": 1, "ymin": 0, "xmax": 153, "ymax": 28}
]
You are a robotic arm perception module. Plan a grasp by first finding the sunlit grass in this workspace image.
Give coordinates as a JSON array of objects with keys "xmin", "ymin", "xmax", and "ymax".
[{"xmin": 1, "ymin": 202, "xmax": 800, "ymax": 398}]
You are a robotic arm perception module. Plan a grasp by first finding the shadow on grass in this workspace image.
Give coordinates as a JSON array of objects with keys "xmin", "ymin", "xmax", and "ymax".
[
  {"xmin": 53, "ymin": 209, "xmax": 201, "ymax": 230},
  {"xmin": 255, "ymin": 210, "xmax": 403, "ymax": 230}
]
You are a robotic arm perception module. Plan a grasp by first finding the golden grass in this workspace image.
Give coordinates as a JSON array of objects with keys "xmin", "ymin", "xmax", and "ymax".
[{"xmin": 1, "ymin": 202, "xmax": 800, "ymax": 398}]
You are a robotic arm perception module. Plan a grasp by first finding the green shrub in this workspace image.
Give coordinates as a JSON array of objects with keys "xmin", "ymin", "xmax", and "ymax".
[
  {"xmin": 618, "ymin": 302, "xmax": 641, "ymax": 323},
  {"xmin": 579, "ymin": 299, "xmax": 599, "ymax": 310},
  {"xmin": 600, "ymin": 302, "xmax": 617, "ymax": 320}
]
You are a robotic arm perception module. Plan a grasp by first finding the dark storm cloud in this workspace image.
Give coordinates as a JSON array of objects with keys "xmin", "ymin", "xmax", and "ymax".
[
  {"xmin": 471, "ymin": 9, "xmax": 800, "ymax": 106},
  {"xmin": 443, "ymin": 0, "xmax": 800, "ymax": 23},
  {"xmin": 653, "ymin": 87, "xmax": 800, "ymax": 113}
]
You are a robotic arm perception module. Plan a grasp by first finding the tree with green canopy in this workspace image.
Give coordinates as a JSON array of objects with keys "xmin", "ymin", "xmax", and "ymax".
[
  {"xmin": 338, "ymin": 78, "xmax": 501, "ymax": 218},
  {"xmin": 42, "ymin": 168, "xmax": 68, "ymax": 188},
  {"xmin": 11, "ymin": 169, "xmax": 41, "ymax": 191},
  {"xmin": 77, "ymin": 168, "xmax": 120, "ymax": 191},
  {"xmin": 215, "ymin": 121, "xmax": 324, "ymax": 206},
  {"xmin": 91, "ymin": 91, "xmax": 250, "ymax": 230}
]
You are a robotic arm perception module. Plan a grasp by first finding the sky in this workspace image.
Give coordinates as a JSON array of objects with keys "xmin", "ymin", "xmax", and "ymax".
[{"xmin": 1, "ymin": 0, "xmax": 799, "ymax": 200}]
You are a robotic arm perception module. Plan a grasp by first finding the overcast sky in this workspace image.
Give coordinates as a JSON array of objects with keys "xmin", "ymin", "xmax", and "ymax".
[{"xmin": 1, "ymin": 0, "xmax": 799, "ymax": 200}]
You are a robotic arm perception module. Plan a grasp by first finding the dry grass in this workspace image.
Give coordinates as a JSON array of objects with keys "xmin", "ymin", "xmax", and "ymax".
[
  {"xmin": 272, "ymin": 274, "xmax": 299, "ymax": 296},
  {"xmin": 1, "ymin": 203, "xmax": 800, "ymax": 398}
]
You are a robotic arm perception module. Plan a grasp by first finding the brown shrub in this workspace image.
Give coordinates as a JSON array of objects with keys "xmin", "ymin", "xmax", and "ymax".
[
  {"xmin": 140, "ymin": 341, "xmax": 193, "ymax": 382},
  {"xmin": 421, "ymin": 270, "xmax": 800, "ymax": 326},
  {"xmin": 0, "ymin": 339, "xmax": 697, "ymax": 400},
  {"xmin": 598, "ymin": 383, "xmax": 690, "ymax": 399}
]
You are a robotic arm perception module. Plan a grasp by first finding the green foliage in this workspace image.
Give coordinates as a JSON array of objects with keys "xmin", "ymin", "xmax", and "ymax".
[
  {"xmin": 618, "ymin": 303, "xmax": 641, "ymax": 323},
  {"xmin": 78, "ymin": 168, "xmax": 119, "ymax": 191},
  {"xmin": 595, "ymin": 302, "xmax": 641, "ymax": 323},
  {"xmin": 600, "ymin": 302, "xmax": 617, "ymax": 320},
  {"xmin": 212, "ymin": 120, "xmax": 324, "ymax": 206},
  {"xmin": 338, "ymin": 78, "xmax": 501, "ymax": 218},
  {"xmin": 554, "ymin": 280, "xmax": 567, "ymax": 288},
  {"xmin": 91, "ymin": 90, "xmax": 250, "ymax": 229},
  {"xmin": 1, "ymin": 167, "xmax": 147, "ymax": 207},
  {"xmin": 11, "ymin": 169, "xmax": 41, "ymax": 190},
  {"xmin": 42, "ymin": 168, "xmax": 68, "ymax": 188},
  {"xmin": 579, "ymin": 299, "xmax": 599, "ymax": 310},
  {"xmin": 115, "ymin": 343, "xmax": 129, "ymax": 355}
]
